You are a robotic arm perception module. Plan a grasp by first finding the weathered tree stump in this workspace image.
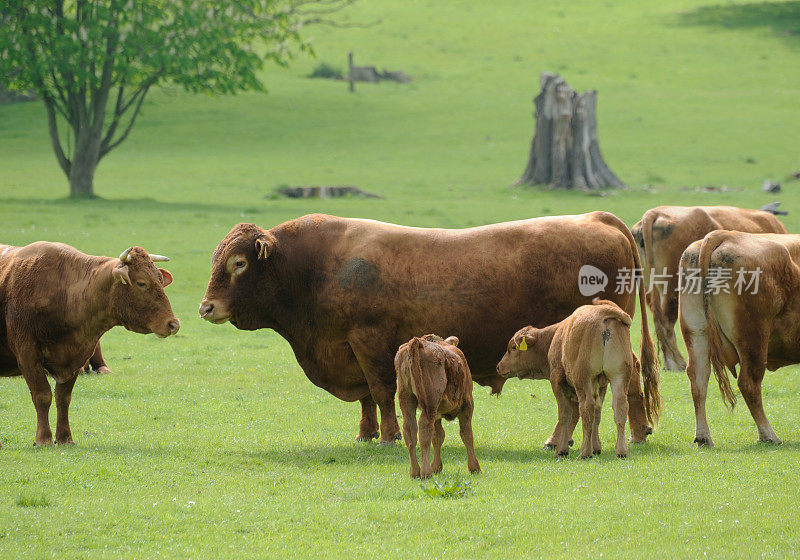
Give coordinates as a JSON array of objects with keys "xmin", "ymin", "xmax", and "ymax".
[{"xmin": 515, "ymin": 72, "xmax": 625, "ymax": 190}]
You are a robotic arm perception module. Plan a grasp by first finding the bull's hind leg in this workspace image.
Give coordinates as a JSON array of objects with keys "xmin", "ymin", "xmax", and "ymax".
[
  {"xmin": 738, "ymin": 352, "xmax": 780, "ymax": 444},
  {"xmin": 458, "ymin": 404, "xmax": 480, "ymax": 474},
  {"xmin": 662, "ymin": 294, "xmax": 687, "ymax": 372},
  {"xmin": 356, "ymin": 395, "xmax": 380, "ymax": 442},
  {"xmin": 88, "ymin": 343, "xmax": 112, "ymax": 375},
  {"xmin": 683, "ymin": 323, "xmax": 714, "ymax": 447},
  {"xmin": 398, "ymin": 390, "xmax": 420, "ymax": 478},
  {"xmin": 432, "ymin": 420, "xmax": 445, "ymax": 474},
  {"xmin": 54, "ymin": 375, "xmax": 78, "ymax": 444}
]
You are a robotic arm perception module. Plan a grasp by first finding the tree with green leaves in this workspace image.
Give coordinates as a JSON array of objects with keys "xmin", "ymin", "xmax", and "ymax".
[{"xmin": 0, "ymin": 1, "xmax": 352, "ymax": 197}]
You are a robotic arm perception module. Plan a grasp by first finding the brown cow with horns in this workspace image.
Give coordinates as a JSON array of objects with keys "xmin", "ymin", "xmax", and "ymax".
[
  {"xmin": 0, "ymin": 243, "xmax": 180, "ymax": 447},
  {"xmin": 200, "ymin": 212, "xmax": 658, "ymax": 445}
]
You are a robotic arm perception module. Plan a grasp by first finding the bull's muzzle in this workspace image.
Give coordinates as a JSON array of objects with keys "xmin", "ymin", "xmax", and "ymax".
[{"xmin": 199, "ymin": 299, "xmax": 230, "ymax": 324}]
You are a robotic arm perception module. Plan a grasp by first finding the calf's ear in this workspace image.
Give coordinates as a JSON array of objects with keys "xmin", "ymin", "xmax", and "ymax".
[
  {"xmin": 444, "ymin": 336, "xmax": 459, "ymax": 347},
  {"xmin": 254, "ymin": 233, "xmax": 276, "ymax": 260},
  {"xmin": 159, "ymin": 269, "xmax": 174, "ymax": 287},
  {"xmin": 113, "ymin": 263, "xmax": 132, "ymax": 286}
]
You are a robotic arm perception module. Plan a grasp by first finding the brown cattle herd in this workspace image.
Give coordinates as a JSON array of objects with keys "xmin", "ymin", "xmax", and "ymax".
[{"xmin": 0, "ymin": 205, "xmax": 796, "ymax": 478}]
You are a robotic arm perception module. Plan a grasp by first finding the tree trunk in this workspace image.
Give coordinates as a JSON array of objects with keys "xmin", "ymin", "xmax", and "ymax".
[
  {"xmin": 68, "ymin": 127, "xmax": 101, "ymax": 198},
  {"xmin": 515, "ymin": 72, "xmax": 625, "ymax": 190}
]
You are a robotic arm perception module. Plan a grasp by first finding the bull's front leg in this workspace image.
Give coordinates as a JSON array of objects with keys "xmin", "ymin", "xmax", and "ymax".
[
  {"xmin": 54, "ymin": 374, "xmax": 78, "ymax": 444},
  {"xmin": 17, "ymin": 348, "xmax": 54, "ymax": 446}
]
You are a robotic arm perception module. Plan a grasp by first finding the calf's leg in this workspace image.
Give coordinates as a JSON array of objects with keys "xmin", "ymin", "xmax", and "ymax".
[
  {"xmin": 578, "ymin": 386, "xmax": 597, "ymax": 460},
  {"xmin": 418, "ymin": 413, "xmax": 435, "ymax": 478},
  {"xmin": 432, "ymin": 419, "xmax": 445, "ymax": 474},
  {"xmin": 458, "ymin": 405, "xmax": 480, "ymax": 474},
  {"xmin": 399, "ymin": 391, "xmax": 420, "ymax": 478},
  {"xmin": 552, "ymin": 376, "xmax": 578, "ymax": 458},
  {"xmin": 592, "ymin": 383, "xmax": 607, "ymax": 455},
  {"xmin": 54, "ymin": 375, "xmax": 78, "ymax": 444},
  {"xmin": 610, "ymin": 375, "xmax": 629, "ymax": 458}
]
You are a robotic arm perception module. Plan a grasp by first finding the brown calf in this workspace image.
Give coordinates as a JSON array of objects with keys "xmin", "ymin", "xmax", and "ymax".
[
  {"xmin": 497, "ymin": 299, "xmax": 653, "ymax": 459},
  {"xmin": 395, "ymin": 334, "xmax": 480, "ymax": 478}
]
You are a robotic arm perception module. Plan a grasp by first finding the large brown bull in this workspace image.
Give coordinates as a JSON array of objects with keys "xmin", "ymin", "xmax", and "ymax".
[
  {"xmin": 0, "ymin": 243, "xmax": 180, "ymax": 446},
  {"xmin": 632, "ymin": 206, "xmax": 786, "ymax": 371},
  {"xmin": 680, "ymin": 231, "xmax": 800, "ymax": 447},
  {"xmin": 200, "ymin": 212, "xmax": 657, "ymax": 444}
]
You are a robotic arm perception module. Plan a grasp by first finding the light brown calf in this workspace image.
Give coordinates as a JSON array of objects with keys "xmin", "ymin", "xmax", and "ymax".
[
  {"xmin": 395, "ymin": 334, "xmax": 480, "ymax": 478},
  {"xmin": 497, "ymin": 299, "xmax": 656, "ymax": 459}
]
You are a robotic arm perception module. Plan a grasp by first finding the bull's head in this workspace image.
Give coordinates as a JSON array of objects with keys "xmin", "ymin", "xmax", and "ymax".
[
  {"xmin": 111, "ymin": 246, "xmax": 180, "ymax": 338},
  {"xmin": 199, "ymin": 223, "xmax": 278, "ymax": 330},
  {"xmin": 496, "ymin": 326, "xmax": 548, "ymax": 379}
]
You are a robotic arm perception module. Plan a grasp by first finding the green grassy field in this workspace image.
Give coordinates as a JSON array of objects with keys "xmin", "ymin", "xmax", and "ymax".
[{"xmin": 2, "ymin": 1, "xmax": 800, "ymax": 558}]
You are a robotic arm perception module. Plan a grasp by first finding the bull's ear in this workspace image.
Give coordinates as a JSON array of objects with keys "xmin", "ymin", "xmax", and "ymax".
[
  {"xmin": 159, "ymin": 269, "xmax": 174, "ymax": 287},
  {"xmin": 254, "ymin": 234, "xmax": 275, "ymax": 260},
  {"xmin": 444, "ymin": 336, "xmax": 459, "ymax": 347},
  {"xmin": 112, "ymin": 264, "xmax": 132, "ymax": 286}
]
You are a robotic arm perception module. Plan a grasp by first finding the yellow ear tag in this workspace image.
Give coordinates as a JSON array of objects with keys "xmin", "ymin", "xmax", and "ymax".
[
  {"xmin": 518, "ymin": 338, "xmax": 527, "ymax": 351},
  {"xmin": 119, "ymin": 276, "xmax": 127, "ymax": 285}
]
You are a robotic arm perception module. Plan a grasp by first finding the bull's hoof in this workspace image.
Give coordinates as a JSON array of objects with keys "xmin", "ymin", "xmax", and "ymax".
[
  {"xmin": 579, "ymin": 453, "xmax": 593, "ymax": 460},
  {"xmin": 55, "ymin": 439, "xmax": 75, "ymax": 446},
  {"xmin": 556, "ymin": 450, "xmax": 569, "ymax": 458},
  {"xmin": 543, "ymin": 443, "xmax": 556, "ymax": 451},
  {"xmin": 569, "ymin": 439, "xmax": 574, "ymax": 447},
  {"xmin": 645, "ymin": 426, "xmax": 653, "ymax": 435},
  {"xmin": 593, "ymin": 449, "xmax": 601, "ymax": 456},
  {"xmin": 94, "ymin": 366, "xmax": 113, "ymax": 375},
  {"xmin": 757, "ymin": 436, "xmax": 782, "ymax": 445},
  {"xmin": 694, "ymin": 436, "xmax": 714, "ymax": 447},
  {"xmin": 616, "ymin": 452, "xmax": 628, "ymax": 459},
  {"xmin": 355, "ymin": 431, "xmax": 380, "ymax": 443}
]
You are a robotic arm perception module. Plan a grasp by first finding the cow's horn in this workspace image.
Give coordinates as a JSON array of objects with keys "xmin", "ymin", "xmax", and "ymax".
[
  {"xmin": 149, "ymin": 254, "xmax": 170, "ymax": 262},
  {"xmin": 119, "ymin": 247, "xmax": 133, "ymax": 262}
]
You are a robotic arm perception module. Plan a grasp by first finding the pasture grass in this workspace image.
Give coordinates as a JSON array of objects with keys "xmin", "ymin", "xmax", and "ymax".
[{"xmin": 1, "ymin": 0, "xmax": 800, "ymax": 557}]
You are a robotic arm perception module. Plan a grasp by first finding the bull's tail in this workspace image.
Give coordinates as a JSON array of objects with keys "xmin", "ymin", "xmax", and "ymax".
[
  {"xmin": 408, "ymin": 337, "xmax": 435, "ymax": 418},
  {"xmin": 698, "ymin": 231, "xmax": 737, "ymax": 410},
  {"xmin": 597, "ymin": 212, "xmax": 661, "ymax": 425},
  {"xmin": 641, "ymin": 211, "xmax": 666, "ymax": 336}
]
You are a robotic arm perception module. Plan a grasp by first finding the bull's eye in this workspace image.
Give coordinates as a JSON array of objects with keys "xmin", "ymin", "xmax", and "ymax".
[
  {"xmin": 235, "ymin": 260, "xmax": 245, "ymax": 268},
  {"xmin": 137, "ymin": 281, "xmax": 147, "ymax": 288}
]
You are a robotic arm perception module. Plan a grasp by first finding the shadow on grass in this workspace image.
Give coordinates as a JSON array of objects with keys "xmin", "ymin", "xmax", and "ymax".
[{"xmin": 675, "ymin": 1, "xmax": 800, "ymax": 46}]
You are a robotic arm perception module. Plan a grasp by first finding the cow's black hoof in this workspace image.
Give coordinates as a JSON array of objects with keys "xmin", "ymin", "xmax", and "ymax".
[{"xmin": 543, "ymin": 443, "xmax": 556, "ymax": 451}]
